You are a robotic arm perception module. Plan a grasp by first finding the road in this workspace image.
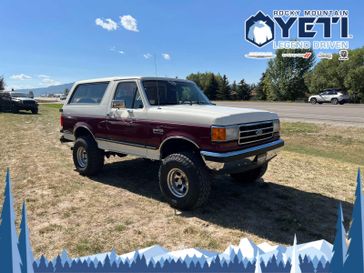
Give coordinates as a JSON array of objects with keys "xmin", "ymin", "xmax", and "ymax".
[{"xmin": 215, "ymin": 101, "xmax": 364, "ymax": 127}]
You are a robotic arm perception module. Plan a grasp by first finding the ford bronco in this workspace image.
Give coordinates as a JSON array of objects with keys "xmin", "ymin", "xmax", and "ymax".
[{"xmin": 60, "ymin": 77, "xmax": 284, "ymax": 210}]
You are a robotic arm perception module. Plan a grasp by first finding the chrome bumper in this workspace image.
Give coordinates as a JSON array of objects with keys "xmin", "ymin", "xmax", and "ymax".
[{"xmin": 200, "ymin": 139, "xmax": 284, "ymax": 173}]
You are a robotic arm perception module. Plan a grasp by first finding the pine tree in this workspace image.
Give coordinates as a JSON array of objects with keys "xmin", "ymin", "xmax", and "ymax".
[
  {"xmin": 344, "ymin": 169, "xmax": 364, "ymax": 272},
  {"xmin": 18, "ymin": 202, "xmax": 35, "ymax": 273},
  {"xmin": 230, "ymin": 81, "xmax": 238, "ymax": 100},
  {"xmin": 0, "ymin": 169, "xmax": 22, "ymax": 273},
  {"xmin": 0, "ymin": 76, "xmax": 5, "ymax": 90},
  {"xmin": 216, "ymin": 74, "xmax": 231, "ymax": 100},
  {"xmin": 237, "ymin": 79, "xmax": 252, "ymax": 100},
  {"xmin": 290, "ymin": 235, "xmax": 302, "ymax": 273},
  {"xmin": 205, "ymin": 74, "xmax": 219, "ymax": 100},
  {"xmin": 255, "ymin": 73, "xmax": 267, "ymax": 100},
  {"xmin": 330, "ymin": 203, "xmax": 347, "ymax": 273}
]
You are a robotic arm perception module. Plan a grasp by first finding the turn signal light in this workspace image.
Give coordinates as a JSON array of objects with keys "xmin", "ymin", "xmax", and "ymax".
[{"xmin": 211, "ymin": 127, "xmax": 226, "ymax": 142}]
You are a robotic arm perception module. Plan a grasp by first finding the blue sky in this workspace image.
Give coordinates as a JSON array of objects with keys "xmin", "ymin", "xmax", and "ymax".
[{"xmin": 0, "ymin": 0, "xmax": 363, "ymax": 90}]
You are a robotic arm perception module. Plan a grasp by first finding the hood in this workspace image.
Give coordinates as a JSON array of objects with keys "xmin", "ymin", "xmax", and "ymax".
[{"xmin": 147, "ymin": 105, "xmax": 278, "ymax": 126}]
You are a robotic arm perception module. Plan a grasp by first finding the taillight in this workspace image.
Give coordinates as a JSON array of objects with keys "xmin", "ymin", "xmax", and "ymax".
[{"xmin": 60, "ymin": 115, "xmax": 64, "ymax": 127}]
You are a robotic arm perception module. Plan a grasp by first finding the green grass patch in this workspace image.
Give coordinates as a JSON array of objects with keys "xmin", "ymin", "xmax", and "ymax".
[
  {"xmin": 40, "ymin": 103, "xmax": 63, "ymax": 109},
  {"xmin": 281, "ymin": 122, "xmax": 319, "ymax": 135},
  {"xmin": 281, "ymin": 122, "xmax": 364, "ymax": 165}
]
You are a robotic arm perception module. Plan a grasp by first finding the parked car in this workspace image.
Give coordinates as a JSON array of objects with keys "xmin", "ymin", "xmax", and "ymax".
[
  {"xmin": 0, "ymin": 91, "xmax": 38, "ymax": 113},
  {"xmin": 60, "ymin": 77, "xmax": 284, "ymax": 210},
  {"xmin": 308, "ymin": 89, "xmax": 350, "ymax": 105}
]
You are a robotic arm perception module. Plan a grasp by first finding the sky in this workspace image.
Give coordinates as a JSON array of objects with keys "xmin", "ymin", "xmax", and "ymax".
[{"xmin": 0, "ymin": 0, "xmax": 363, "ymax": 90}]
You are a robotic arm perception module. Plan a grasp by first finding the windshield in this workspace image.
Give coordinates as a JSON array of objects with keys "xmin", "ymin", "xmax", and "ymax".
[
  {"xmin": 11, "ymin": 92, "xmax": 29, "ymax": 98},
  {"xmin": 142, "ymin": 80, "xmax": 211, "ymax": 106}
]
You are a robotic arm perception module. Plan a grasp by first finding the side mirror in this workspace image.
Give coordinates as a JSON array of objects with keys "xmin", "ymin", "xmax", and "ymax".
[{"xmin": 112, "ymin": 100, "xmax": 126, "ymax": 109}]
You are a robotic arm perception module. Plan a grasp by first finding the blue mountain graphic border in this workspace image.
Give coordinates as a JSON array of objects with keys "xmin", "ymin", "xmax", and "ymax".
[{"xmin": 0, "ymin": 168, "xmax": 362, "ymax": 273}]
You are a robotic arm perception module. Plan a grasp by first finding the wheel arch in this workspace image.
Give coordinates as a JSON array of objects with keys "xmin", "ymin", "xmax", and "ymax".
[
  {"xmin": 159, "ymin": 136, "xmax": 200, "ymax": 159},
  {"xmin": 73, "ymin": 124, "xmax": 96, "ymax": 141}
]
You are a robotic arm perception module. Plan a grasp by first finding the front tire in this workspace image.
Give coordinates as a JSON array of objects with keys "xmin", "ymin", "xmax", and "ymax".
[
  {"xmin": 31, "ymin": 108, "xmax": 38, "ymax": 114},
  {"xmin": 230, "ymin": 163, "xmax": 268, "ymax": 184},
  {"xmin": 159, "ymin": 152, "xmax": 211, "ymax": 210},
  {"xmin": 73, "ymin": 135, "xmax": 104, "ymax": 176}
]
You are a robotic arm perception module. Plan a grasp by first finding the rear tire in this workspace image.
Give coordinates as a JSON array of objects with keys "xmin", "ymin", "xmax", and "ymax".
[
  {"xmin": 230, "ymin": 163, "xmax": 268, "ymax": 184},
  {"xmin": 310, "ymin": 98, "xmax": 317, "ymax": 105},
  {"xmin": 159, "ymin": 152, "xmax": 211, "ymax": 210},
  {"xmin": 73, "ymin": 135, "xmax": 104, "ymax": 176},
  {"xmin": 331, "ymin": 98, "xmax": 339, "ymax": 105}
]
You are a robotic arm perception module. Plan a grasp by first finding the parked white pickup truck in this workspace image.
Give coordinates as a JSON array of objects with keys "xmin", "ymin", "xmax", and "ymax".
[{"xmin": 60, "ymin": 76, "xmax": 284, "ymax": 210}]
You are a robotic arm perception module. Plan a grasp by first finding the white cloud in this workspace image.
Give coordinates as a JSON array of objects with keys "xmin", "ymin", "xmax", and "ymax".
[
  {"xmin": 38, "ymin": 74, "xmax": 50, "ymax": 78},
  {"xmin": 143, "ymin": 53, "xmax": 153, "ymax": 59},
  {"xmin": 10, "ymin": 74, "xmax": 32, "ymax": 80},
  {"xmin": 95, "ymin": 18, "xmax": 118, "ymax": 31},
  {"xmin": 162, "ymin": 53, "xmax": 171, "ymax": 60},
  {"xmin": 120, "ymin": 15, "xmax": 139, "ymax": 32},
  {"xmin": 110, "ymin": 46, "xmax": 125, "ymax": 55},
  {"xmin": 40, "ymin": 77, "xmax": 60, "ymax": 86}
]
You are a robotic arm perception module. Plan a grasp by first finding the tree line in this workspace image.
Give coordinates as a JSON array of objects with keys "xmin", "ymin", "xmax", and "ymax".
[{"xmin": 187, "ymin": 47, "xmax": 364, "ymax": 102}]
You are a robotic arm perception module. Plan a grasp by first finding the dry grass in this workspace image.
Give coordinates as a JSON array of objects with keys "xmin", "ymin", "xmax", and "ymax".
[{"xmin": 0, "ymin": 105, "xmax": 362, "ymax": 258}]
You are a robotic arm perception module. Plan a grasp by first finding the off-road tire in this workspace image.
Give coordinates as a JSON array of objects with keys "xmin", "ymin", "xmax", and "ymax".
[
  {"xmin": 31, "ymin": 108, "xmax": 38, "ymax": 114},
  {"xmin": 310, "ymin": 98, "xmax": 317, "ymax": 105},
  {"xmin": 331, "ymin": 98, "xmax": 339, "ymax": 105},
  {"xmin": 159, "ymin": 152, "xmax": 211, "ymax": 210},
  {"xmin": 73, "ymin": 135, "xmax": 104, "ymax": 176},
  {"xmin": 230, "ymin": 163, "xmax": 268, "ymax": 184}
]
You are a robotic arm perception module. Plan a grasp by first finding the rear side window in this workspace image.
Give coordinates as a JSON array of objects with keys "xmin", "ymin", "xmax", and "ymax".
[{"xmin": 69, "ymin": 82, "xmax": 109, "ymax": 104}]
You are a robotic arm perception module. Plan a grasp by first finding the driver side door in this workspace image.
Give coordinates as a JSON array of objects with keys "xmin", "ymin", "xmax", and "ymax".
[{"xmin": 105, "ymin": 81, "xmax": 148, "ymax": 155}]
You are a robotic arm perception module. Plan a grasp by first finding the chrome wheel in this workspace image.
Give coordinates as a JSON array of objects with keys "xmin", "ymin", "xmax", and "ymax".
[
  {"xmin": 76, "ymin": 146, "xmax": 88, "ymax": 168},
  {"xmin": 167, "ymin": 168, "xmax": 189, "ymax": 198}
]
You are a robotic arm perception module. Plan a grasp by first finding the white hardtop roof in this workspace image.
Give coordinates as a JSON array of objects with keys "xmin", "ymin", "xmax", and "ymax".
[{"xmin": 75, "ymin": 76, "xmax": 192, "ymax": 84}]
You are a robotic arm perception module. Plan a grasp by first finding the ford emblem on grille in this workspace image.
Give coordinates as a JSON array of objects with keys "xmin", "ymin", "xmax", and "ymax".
[{"xmin": 255, "ymin": 129, "xmax": 263, "ymax": 136}]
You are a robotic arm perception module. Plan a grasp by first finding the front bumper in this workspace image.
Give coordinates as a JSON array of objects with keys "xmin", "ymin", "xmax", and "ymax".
[{"xmin": 200, "ymin": 139, "xmax": 284, "ymax": 174}]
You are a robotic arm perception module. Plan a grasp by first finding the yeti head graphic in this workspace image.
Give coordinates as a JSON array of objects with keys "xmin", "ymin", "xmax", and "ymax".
[{"xmin": 245, "ymin": 11, "xmax": 275, "ymax": 47}]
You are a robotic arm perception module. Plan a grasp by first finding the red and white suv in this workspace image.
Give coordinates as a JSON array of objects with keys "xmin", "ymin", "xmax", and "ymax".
[{"xmin": 60, "ymin": 77, "xmax": 284, "ymax": 210}]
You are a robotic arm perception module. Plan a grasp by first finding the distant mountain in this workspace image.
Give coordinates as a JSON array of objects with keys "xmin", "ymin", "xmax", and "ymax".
[{"xmin": 16, "ymin": 83, "xmax": 74, "ymax": 96}]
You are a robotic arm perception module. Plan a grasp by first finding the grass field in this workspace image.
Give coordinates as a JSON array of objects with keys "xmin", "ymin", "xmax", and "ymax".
[{"xmin": 0, "ymin": 104, "xmax": 363, "ymax": 258}]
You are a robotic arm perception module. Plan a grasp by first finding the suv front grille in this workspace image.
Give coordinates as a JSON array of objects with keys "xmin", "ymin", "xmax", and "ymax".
[{"xmin": 238, "ymin": 121, "xmax": 274, "ymax": 145}]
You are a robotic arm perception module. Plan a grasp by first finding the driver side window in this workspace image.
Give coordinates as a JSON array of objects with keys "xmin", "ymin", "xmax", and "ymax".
[{"xmin": 113, "ymin": 82, "xmax": 144, "ymax": 109}]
